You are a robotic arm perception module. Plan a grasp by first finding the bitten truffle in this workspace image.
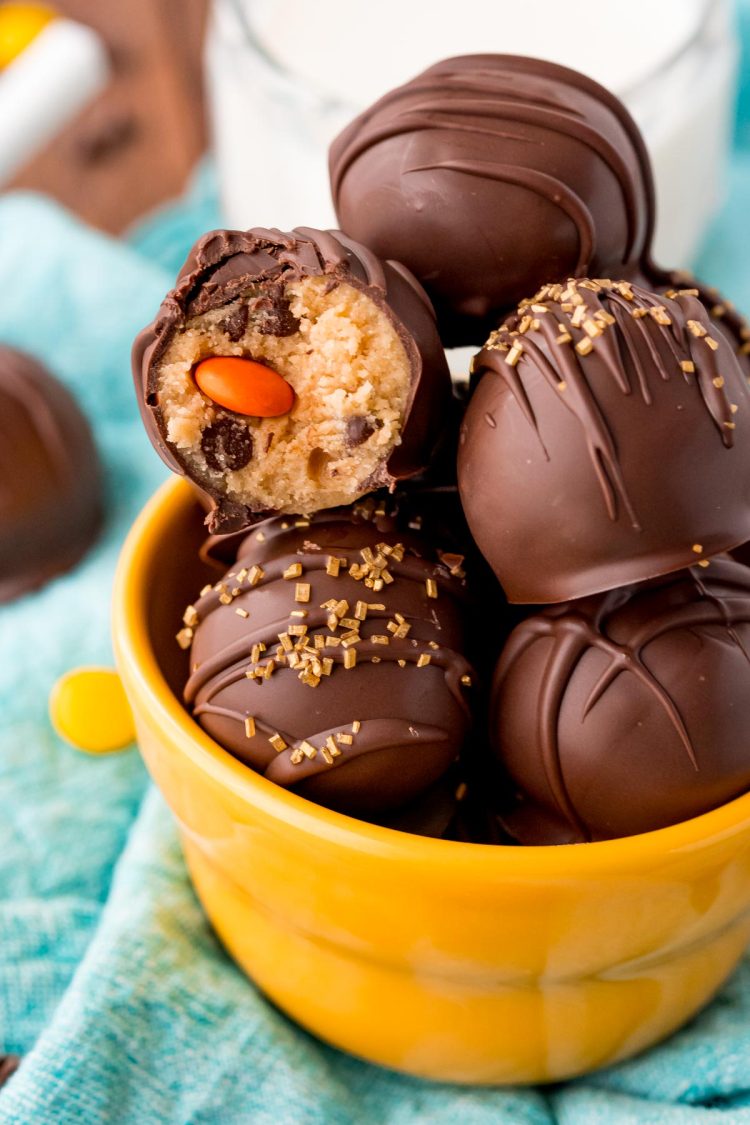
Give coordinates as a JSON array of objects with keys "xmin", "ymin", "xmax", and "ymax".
[
  {"xmin": 181, "ymin": 499, "xmax": 475, "ymax": 819},
  {"xmin": 330, "ymin": 54, "xmax": 653, "ymax": 345},
  {"xmin": 0, "ymin": 345, "xmax": 102, "ymax": 603},
  {"xmin": 133, "ymin": 227, "xmax": 451, "ymax": 532},
  {"xmin": 490, "ymin": 557, "xmax": 750, "ymax": 843},
  {"xmin": 458, "ymin": 278, "xmax": 750, "ymax": 604}
]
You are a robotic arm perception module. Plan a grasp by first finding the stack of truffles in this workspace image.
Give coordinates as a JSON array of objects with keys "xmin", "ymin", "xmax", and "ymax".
[{"xmin": 134, "ymin": 55, "xmax": 750, "ymax": 844}]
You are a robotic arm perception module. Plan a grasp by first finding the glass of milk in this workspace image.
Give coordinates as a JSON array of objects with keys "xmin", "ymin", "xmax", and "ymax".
[{"xmin": 205, "ymin": 0, "xmax": 737, "ymax": 269}]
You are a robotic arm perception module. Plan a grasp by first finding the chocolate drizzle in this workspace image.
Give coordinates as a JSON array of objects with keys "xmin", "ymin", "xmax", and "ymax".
[
  {"xmin": 458, "ymin": 279, "xmax": 750, "ymax": 604},
  {"xmin": 491, "ymin": 558, "xmax": 750, "ymax": 843},
  {"xmin": 330, "ymin": 54, "xmax": 653, "ymax": 344},
  {"xmin": 181, "ymin": 504, "xmax": 475, "ymax": 818}
]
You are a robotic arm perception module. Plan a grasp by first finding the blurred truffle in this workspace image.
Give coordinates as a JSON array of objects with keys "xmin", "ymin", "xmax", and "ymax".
[
  {"xmin": 133, "ymin": 227, "xmax": 451, "ymax": 533},
  {"xmin": 330, "ymin": 54, "xmax": 653, "ymax": 345},
  {"xmin": 0, "ymin": 345, "xmax": 102, "ymax": 603},
  {"xmin": 181, "ymin": 500, "xmax": 475, "ymax": 819},
  {"xmin": 458, "ymin": 278, "xmax": 750, "ymax": 604},
  {"xmin": 490, "ymin": 557, "xmax": 750, "ymax": 843}
]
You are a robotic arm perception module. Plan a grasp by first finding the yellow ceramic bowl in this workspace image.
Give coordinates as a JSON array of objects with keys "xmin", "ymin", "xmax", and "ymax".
[{"xmin": 113, "ymin": 477, "xmax": 750, "ymax": 1085}]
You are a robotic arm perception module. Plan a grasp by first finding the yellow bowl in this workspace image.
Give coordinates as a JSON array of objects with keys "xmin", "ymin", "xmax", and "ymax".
[{"xmin": 113, "ymin": 477, "xmax": 750, "ymax": 1085}]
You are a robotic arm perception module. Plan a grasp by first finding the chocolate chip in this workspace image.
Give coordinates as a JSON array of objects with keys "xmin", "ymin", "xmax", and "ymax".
[
  {"xmin": 249, "ymin": 284, "xmax": 300, "ymax": 337},
  {"xmin": 0, "ymin": 1055, "xmax": 20, "ymax": 1089},
  {"xmin": 345, "ymin": 415, "xmax": 380, "ymax": 447},
  {"xmin": 201, "ymin": 417, "xmax": 254, "ymax": 472},
  {"xmin": 221, "ymin": 304, "xmax": 249, "ymax": 342}
]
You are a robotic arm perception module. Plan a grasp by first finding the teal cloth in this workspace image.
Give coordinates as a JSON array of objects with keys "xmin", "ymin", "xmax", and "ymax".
[{"xmin": 4, "ymin": 23, "xmax": 750, "ymax": 1124}]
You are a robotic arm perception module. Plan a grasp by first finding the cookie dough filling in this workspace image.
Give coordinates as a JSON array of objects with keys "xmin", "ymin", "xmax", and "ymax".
[{"xmin": 155, "ymin": 275, "xmax": 412, "ymax": 513}]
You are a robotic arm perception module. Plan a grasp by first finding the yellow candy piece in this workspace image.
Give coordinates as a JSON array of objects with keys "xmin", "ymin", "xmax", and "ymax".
[
  {"xmin": 0, "ymin": 3, "xmax": 55, "ymax": 68},
  {"xmin": 49, "ymin": 666, "xmax": 135, "ymax": 754}
]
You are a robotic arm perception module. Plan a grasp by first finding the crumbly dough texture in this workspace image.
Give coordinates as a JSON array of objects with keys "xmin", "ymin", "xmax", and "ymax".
[{"xmin": 156, "ymin": 276, "xmax": 412, "ymax": 513}]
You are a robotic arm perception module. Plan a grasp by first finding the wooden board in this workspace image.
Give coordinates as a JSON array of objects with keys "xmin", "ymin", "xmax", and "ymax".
[{"xmin": 7, "ymin": 0, "xmax": 208, "ymax": 233}]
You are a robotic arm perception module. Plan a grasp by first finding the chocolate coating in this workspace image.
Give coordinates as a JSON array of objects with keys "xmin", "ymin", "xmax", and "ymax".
[
  {"xmin": 182, "ymin": 502, "xmax": 475, "ymax": 818},
  {"xmin": 491, "ymin": 558, "xmax": 750, "ymax": 843},
  {"xmin": 133, "ymin": 226, "xmax": 451, "ymax": 532},
  {"xmin": 0, "ymin": 346, "xmax": 102, "ymax": 603},
  {"xmin": 458, "ymin": 279, "xmax": 750, "ymax": 604},
  {"xmin": 330, "ymin": 55, "xmax": 652, "ymax": 346}
]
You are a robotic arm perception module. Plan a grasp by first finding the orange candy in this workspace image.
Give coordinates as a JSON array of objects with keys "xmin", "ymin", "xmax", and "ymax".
[{"xmin": 194, "ymin": 357, "xmax": 295, "ymax": 417}]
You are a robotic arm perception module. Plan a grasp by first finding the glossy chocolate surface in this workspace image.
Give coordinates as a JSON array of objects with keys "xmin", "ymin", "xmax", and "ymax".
[
  {"xmin": 0, "ymin": 346, "xmax": 102, "ymax": 603},
  {"xmin": 330, "ymin": 55, "xmax": 653, "ymax": 345},
  {"xmin": 491, "ymin": 557, "xmax": 750, "ymax": 843},
  {"xmin": 133, "ymin": 226, "xmax": 451, "ymax": 532},
  {"xmin": 182, "ymin": 500, "xmax": 475, "ymax": 818},
  {"xmin": 458, "ymin": 279, "xmax": 750, "ymax": 604}
]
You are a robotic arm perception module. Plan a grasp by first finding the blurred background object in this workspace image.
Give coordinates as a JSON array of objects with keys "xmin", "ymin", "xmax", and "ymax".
[
  {"xmin": 7, "ymin": 0, "xmax": 207, "ymax": 232},
  {"xmin": 1, "ymin": 0, "xmax": 741, "ymax": 261},
  {"xmin": 207, "ymin": 0, "xmax": 738, "ymax": 268}
]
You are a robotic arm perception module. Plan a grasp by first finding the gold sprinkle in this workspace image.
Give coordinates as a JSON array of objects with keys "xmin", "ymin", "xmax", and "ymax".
[
  {"xmin": 283, "ymin": 563, "xmax": 303, "ymax": 580},
  {"xmin": 505, "ymin": 342, "xmax": 523, "ymax": 367},
  {"xmin": 397, "ymin": 659, "xmax": 406, "ymax": 668},
  {"xmin": 269, "ymin": 733, "xmax": 287, "ymax": 753},
  {"xmin": 705, "ymin": 336, "xmax": 719, "ymax": 351},
  {"xmin": 583, "ymin": 317, "xmax": 603, "ymax": 338},
  {"xmin": 295, "ymin": 583, "xmax": 311, "ymax": 604},
  {"xmin": 200, "ymin": 584, "xmax": 212, "ymax": 597},
  {"xmin": 417, "ymin": 653, "xmax": 432, "ymax": 668},
  {"xmin": 692, "ymin": 543, "xmax": 703, "ymax": 554},
  {"xmin": 325, "ymin": 736, "xmax": 339, "ymax": 757},
  {"xmin": 698, "ymin": 559, "xmax": 711, "ymax": 568},
  {"xmin": 711, "ymin": 304, "xmax": 726, "ymax": 318},
  {"xmin": 425, "ymin": 579, "xmax": 438, "ymax": 599},
  {"xmin": 219, "ymin": 592, "xmax": 233, "ymax": 605},
  {"xmin": 321, "ymin": 658, "xmax": 334, "ymax": 676},
  {"xmin": 371, "ymin": 635, "xmax": 389, "ymax": 645},
  {"xmin": 290, "ymin": 748, "xmax": 304, "ymax": 765},
  {"xmin": 630, "ymin": 307, "xmax": 649, "ymax": 319},
  {"xmin": 344, "ymin": 648, "xmax": 357, "ymax": 669},
  {"xmin": 176, "ymin": 627, "xmax": 193, "ymax": 650},
  {"xmin": 294, "ymin": 518, "xmax": 310, "ymax": 528},
  {"xmin": 326, "ymin": 556, "xmax": 342, "ymax": 577},
  {"xmin": 333, "ymin": 599, "xmax": 349, "ymax": 618},
  {"xmin": 575, "ymin": 337, "xmax": 594, "ymax": 356},
  {"xmin": 724, "ymin": 421, "xmax": 737, "ymax": 430},
  {"xmin": 336, "ymin": 732, "xmax": 353, "ymax": 745},
  {"xmin": 712, "ymin": 375, "xmax": 725, "ymax": 388},
  {"xmin": 556, "ymin": 380, "xmax": 567, "ymax": 393},
  {"xmin": 340, "ymin": 632, "xmax": 360, "ymax": 647},
  {"xmin": 278, "ymin": 632, "xmax": 293, "ymax": 652},
  {"xmin": 247, "ymin": 566, "xmax": 264, "ymax": 587},
  {"xmin": 368, "ymin": 603, "xmax": 385, "ymax": 612},
  {"xmin": 731, "ymin": 403, "xmax": 739, "ymax": 414},
  {"xmin": 687, "ymin": 319, "xmax": 707, "ymax": 338},
  {"xmin": 740, "ymin": 342, "xmax": 750, "ymax": 356},
  {"xmin": 325, "ymin": 635, "xmax": 341, "ymax": 647},
  {"xmin": 250, "ymin": 642, "xmax": 265, "ymax": 663},
  {"xmin": 461, "ymin": 674, "xmax": 472, "ymax": 686},
  {"xmin": 255, "ymin": 531, "xmax": 266, "ymax": 542},
  {"xmin": 300, "ymin": 740, "xmax": 317, "ymax": 760},
  {"xmin": 680, "ymin": 360, "xmax": 695, "ymax": 374},
  {"xmin": 235, "ymin": 607, "xmax": 249, "ymax": 618},
  {"xmin": 244, "ymin": 717, "xmax": 256, "ymax": 739},
  {"xmin": 371, "ymin": 656, "xmax": 382, "ymax": 664},
  {"xmin": 321, "ymin": 746, "xmax": 334, "ymax": 765},
  {"xmin": 649, "ymin": 306, "xmax": 672, "ymax": 326},
  {"xmin": 290, "ymin": 609, "xmax": 307, "ymax": 619},
  {"xmin": 288, "ymin": 624, "xmax": 308, "ymax": 637},
  {"xmin": 352, "ymin": 721, "xmax": 361, "ymax": 734},
  {"xmin": 183, "ymin": 605, "xmax": 199, "ymax": 627}
]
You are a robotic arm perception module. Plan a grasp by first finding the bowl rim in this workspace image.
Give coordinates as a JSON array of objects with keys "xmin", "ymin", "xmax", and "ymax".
[{"xmin": 113, "ymin": 476, "xmax": 750, "ymax": 879}]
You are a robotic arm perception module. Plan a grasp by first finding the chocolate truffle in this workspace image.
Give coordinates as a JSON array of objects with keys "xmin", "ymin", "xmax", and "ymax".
[
  {"xmin": 330, "ymin": 55, "xmax": 652, "ymax": 345},
  {"xmin": 181, "ymin": 500, "xmax": 475, "ymax": 818},
  {"xmin": 458, "ymin": 278, "xmax": 750, "ymax": 604},
  {"xmin": 133, "ymin": 227, "xmax": 451, "ymax": 533},
  {"xmin": 0, "ymin": 345, "xmax": 102, "ymax": 603},
  {"xmin": 491, "ymin": 557, "xmax": 750, "ymax": 844}
]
